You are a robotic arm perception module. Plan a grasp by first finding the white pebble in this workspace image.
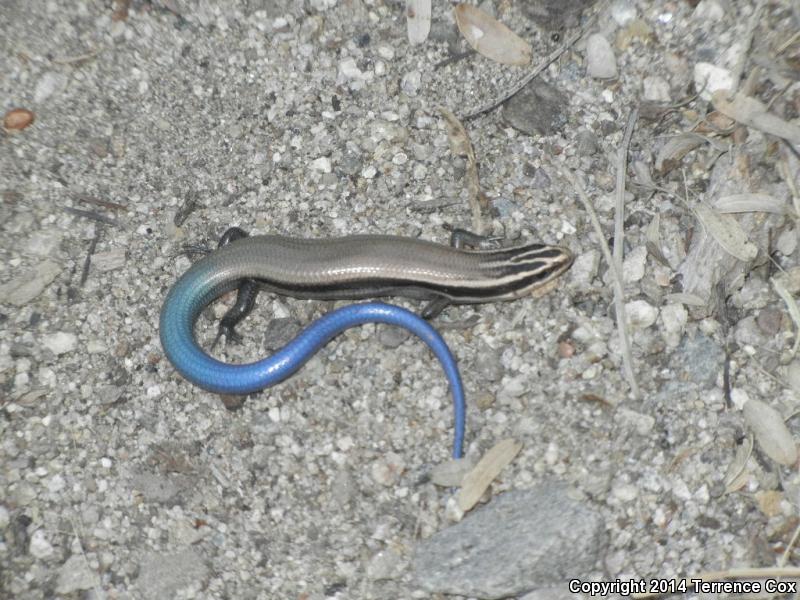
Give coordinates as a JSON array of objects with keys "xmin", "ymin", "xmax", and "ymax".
[
  {"xmin": 622, "ymin": 246, "xmax": 647, "ymax": 283},
  {"xmin": 87, "ymin": 340, "xmax": 108, "ymax": 354},
  {"xmin": 311, "ymin": 157, "xmax": 332, "ymax": 173},
  {"xmin": 377, "ymin": 45, "xmax": 395, "ymax": 60},
  {"xmin": 392, "ymin": 152, "xmax": 408, "ymax": 166},
  {"xmin": 643, "ymin": 76, "xmax": 671, "ymax": 102},
  {"xmin": 310, "ymin": 0, "xmax": 337, "ymax": 10},
  {"xmin": 612, "ymin": 482, "xmax": 638, "ymax": 502},
  {"xmin": 42, "ymin": 332, "xmax": 77, "ymax": 355},
  {"xmin": 776, "ymin": 228, "xmax": 797, "ymax": 256},
  {"xmin": 625, "ymin": 300, "xmax": 658, "ymax": 329},
  {"xmin": 371, "ymin": 452, "xmax": 405, "ymax": 486},
  {"xmin": 34, "ymin": 72, "xmax": 67, "ymax": 103},
  {"xmin": 660, "ymin": 303, "xmax": 688, "ymax": 347},
  {"xmin": 586, "ymin": 34, "xmax": 617, "ymax": 79},
  {"xmin": 30, "ymin": 529, "xmax": 54, "ymax": 559},
  {"xmin": 401, "ymin": 70, "xmax": 421, "ymax": 95},
  {"xmin": 48, "ymin": 474, "xmax": 66, "ymax": 493},
  {"xmin": 694, "ymin": 62, "xmax": 734, "ymax": 100},
  {"xmin": 570, "ymin": 250, "xmax": 600, "ymax": 286},
  {"xmin": 693, "ymin": 0, "xmax": 725, "ymax": 21},
  {"xmin": 336, "ymin": 436, "xmax": 354, "ymax": 452},
  {"xmin": 339, "ymin": 57, "xmax": 365, "ymax": 80},
  {"xmin": 499, "ymin": 375, "xmax": 527, "ymax": 399},
  {"xmin": 610, "ymin": 0, "xmax": 637, "ymax": 25},
  {"xmin": 617, "ymin": 408, "xmax": 655, "ymax": 435}
]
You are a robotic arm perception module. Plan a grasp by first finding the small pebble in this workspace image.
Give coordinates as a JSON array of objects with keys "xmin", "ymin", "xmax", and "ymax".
[
  {"xmin": 625, "ymin": 300, "xmax": 658, "ymax": 329},
  {"xmin": 56, "ymin": 555, "xmax": 97, "ymax": 594},
  {"xmin": 310, "ymin": 157, "xmax": 332, "ymax": 173},
  {"xmin": 643, "ymin": 76, "xmax": 671, "ymax": 102},
  {"xmin": 694, "ymin": 63, "xmax": 734, "ymax": 100},
  {"xmin": 610, "ymin": 0, "xmax": 637, "ymax": 26},
  {"xmin": 586, "ymin": 34, "xmax": 618, "ymax": 79},
  {"xmin": 569, "ymin": 249, "xmax": 600, "ymax": 286},
  {"xmin": 756, "ymin": 308, "xmax": 782, "ymax": 336},
  {"xmin": 371, "ymin": 452, "xmax": 405, "ymax": 486},
  {"xmin": 401, "ymin": 70, "xmax": 422, "ymax": 95},
  {"xmin": 574, "ymin": 128, "xmax": 598, "ymax": 156},
  {"xmin": 611, "ymin": 482, "xmax": 638, "ymax": 502},
  {"xmin": 776, "ymin": 228, "xmax": 797, "ymax": 256},
  {"xmin": 339, "ymin": 58, "xmax": 365, "ymax": 81},
  {"xmin": 622, "ymin": 246, "xmax": 647, "ymax": 283},
  {"xmin": 34, "ymin": 72, "xmax": 67, "ymax": 103},
  {"xmin": 660, "ymin": 303, "xmax": 688, "ymax": 347},
  {"xmin": 42, "ymin": 332, "xmax": 78, "ymax": 355},
  {"xmin": 693, "ymin": 0, "xmax": 725, "ymax": 21},
  {"xmin": 366, "ymin": 549, "xmax": 405, "ymax": 581},
  {"xmin": 30, "ymin": 529, "xmax": 54, "ymax": 559}
]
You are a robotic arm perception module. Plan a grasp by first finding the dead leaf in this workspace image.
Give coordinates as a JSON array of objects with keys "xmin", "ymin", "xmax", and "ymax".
[
  {"xmin": 743, "ymin": 399, "xmax": 798, "ymax": 466},
  {"xmin": 773, "ymin": 276, "xmax": 800, "ymax": 356},
  {"xmin": 454, "ymin": 4, "xmax": 531, "ymax": 66},
  {"xmin": 692, "ymin": 203, "xmax": 758, "ymax": 262},
  {"xmin": 406, "ymin": 0, "xmax": 431, "ymax": 46},
  {"xmin": 712, "ymin": 91, "xmax": 800, "ymax": 145},
  {"xmin": 439, "ymin": 107, "xmax": 485, "ymax": 232},
  {"xmin": 723, "ymin": 435, "xmax": 752, "ymax": 494},
  {"xmin": 456, "ymin": 438, "xmax": 522, "ymax": 512},
  {"xmin": 655, "ymin": 133, "xmax": 706, "ymax": 174},
  {"xmin": 712, "ymin": 193, "xmax": 786, "ymax": 214}
]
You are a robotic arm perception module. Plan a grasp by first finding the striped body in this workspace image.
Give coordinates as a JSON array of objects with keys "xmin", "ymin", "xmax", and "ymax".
[
  {"xmin": 158, "ymin": 233, "xmax": 573, "ymax": 458},
  {"xmin": 169, "ymin": 234, "xmax": 574, "ymax": 306}
]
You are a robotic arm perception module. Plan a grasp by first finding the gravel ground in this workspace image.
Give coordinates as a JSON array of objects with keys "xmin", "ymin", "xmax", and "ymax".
[{"xmin": 2, "ymin": 0, "xmax": 800, "ymax": 598}]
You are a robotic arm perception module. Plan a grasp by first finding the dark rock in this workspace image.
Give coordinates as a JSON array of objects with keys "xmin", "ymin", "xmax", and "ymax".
[
  {"xmin": 413, "ymin": 483, "xmax": 605, "ymax": 598},
  {"xmin": 502, "ymin": 80, "xmax": 569, "ymax": 137},
  {"xmin": 520, "ymin": 0, "xmax": 598, "ymax": 31}
]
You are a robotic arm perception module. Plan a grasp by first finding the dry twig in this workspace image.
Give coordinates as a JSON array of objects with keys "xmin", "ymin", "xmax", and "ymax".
[
  {"xmin": 439, "ymin": 107, "xmax": 486, "ymax": 233},
  {"xmin": 561, "ymin": 168, "xmax": 640, "ymax": 399}
]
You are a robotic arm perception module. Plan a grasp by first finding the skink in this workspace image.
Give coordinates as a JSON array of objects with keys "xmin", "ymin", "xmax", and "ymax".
[{"xmin": 159, "ymin": 229, "xmax": 573, "ymax": 458}]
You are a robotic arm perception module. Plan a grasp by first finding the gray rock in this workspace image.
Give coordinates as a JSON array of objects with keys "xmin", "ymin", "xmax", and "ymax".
[
  {"xmin": 575, "ymin": 128, "xmax": 599, "ymax": 156},
  {"xmin": 135, "ymin": 549, "xmax": 208, "ymax": 600},
  {"xmin": 671, "ymin": 333, "xmax": 724, "ymax": 388},
  {"xmin": 55, "ymin": 555, "xmax": 97, "ymax": 594},
  {"xmin": 0, "ymin": 260, "xmax": 62, "ymax": 306},
  {"xmin": 378, "ymin": 324, "xmax": 411, "ymax": 349},
  {"xmin": 413, "ymin": 483, "xmax": 605, "ymax": 599},
  {"xmin": 263, "ymin": 317, "xmax": 302, "ymax": 351},
  {"xmin": 129, "ymin": 471, "xmax": 183, "ymax": 503},
  {"xmin": 502, "ymin": 80, "xmax": 569, "ymax": 137}
]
